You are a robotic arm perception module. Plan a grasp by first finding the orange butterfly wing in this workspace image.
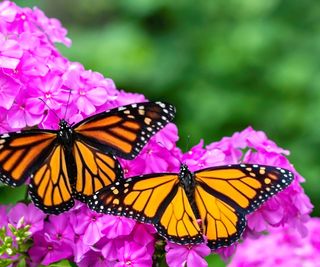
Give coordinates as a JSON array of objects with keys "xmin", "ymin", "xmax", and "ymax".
[
  {"xmin": 73, "ymin": 102, "xmax": 176, "ymax": 159},
  {"xmin": 90, "ymin": 173, "xmax": 204, "ymax": 245},
  {"xmin": 194, "ymin": 164, "xmax": 294, "ymax": 249},
  {"xmin": 72, "ymin": 140, "xmax": 123, "ymax": 202},
  {"xmin": 0, "ymin": 131, "xmax": 56, "ymax": 187},
  {"xmin": 28, "ymin": 144, "xmax": 74, "ymax": 214}
]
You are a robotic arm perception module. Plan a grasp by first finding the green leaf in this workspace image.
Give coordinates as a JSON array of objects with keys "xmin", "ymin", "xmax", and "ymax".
[
  {"xmin": 16, "ymin": 258, "xmax": 26, "ymax": 267},
  {"xmin": 44, "ymin": 260, "xmax": 74, "ymax": 267},
  {"xmin": 0, "ymin": 259, "xmax": 13, "ymax": 267}
]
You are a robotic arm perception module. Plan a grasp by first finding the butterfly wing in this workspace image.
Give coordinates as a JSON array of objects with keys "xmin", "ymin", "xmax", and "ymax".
[
  {"xmin": 28, "ymin": 144, "xmax": 74, "ymax": 214},
  {"xmin": 194, "ymin": 184, "xmax": 246, "ymax": 249},
  {"xmin": 89, "ymin": 173, "xmax": 204, "ymax": 245},
  {"xmin": 194, "ymin": 164, "xmax": 294, "ymax": 249},
  {"xmin": 72, "ymin": 140, "xmax": 123, "ymax": 202},
  {"xmin": 73, "ymin": 101, "xmax": 176, "ymax": 159},
  {"xmin": 0, "ymin": 131, "xmax": 57, "ymax": 187}
]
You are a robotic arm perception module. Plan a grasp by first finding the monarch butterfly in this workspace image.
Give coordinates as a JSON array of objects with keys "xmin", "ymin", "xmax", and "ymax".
[
  {"xmin": 89, "ymin": 163, "xmax": 293, "ymax": 249},
  {"xmin": 0, "ymin": 101, "xmax": 175, "ymax": 214}
]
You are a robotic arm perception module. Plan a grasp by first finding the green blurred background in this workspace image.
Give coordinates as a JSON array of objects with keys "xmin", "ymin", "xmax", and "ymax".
[{"xmin": 2, "ymin": 0, "xmax": 320, "ymax": 265}]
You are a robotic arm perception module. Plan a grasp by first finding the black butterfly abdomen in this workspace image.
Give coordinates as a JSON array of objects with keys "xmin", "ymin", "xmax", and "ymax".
[
  {"xmin": 179, "ymin": 164, "xmax": 201, "ymax": 220},
  {"xmin": 57, "ymin": 120, "xmax": 77, "ymax": 184}
]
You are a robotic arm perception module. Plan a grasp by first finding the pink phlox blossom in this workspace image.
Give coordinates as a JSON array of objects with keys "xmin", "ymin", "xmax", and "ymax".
[
  {"xmin": 15, "ymin": 51, "xmax": 49, "ymax": 78},
  {"xmin": 62, "ymin": 63, "xmax": 109, "ymax": 115},
  {"xmin": 102, "ymin": 215, "xmax": 136, "ymax": 239},
  {"xmin": 206, "ymin": 137, "xmax": 242, "ymax": 164},
  {"xmin": 215, "ymin": 245, "xmax": 238, "ymax": 262},
  {"xmin": 18, "ymin": 32, "xmax": 52, "ymax": 58},
  {"xmin": 29, "ymin": 232, "xmax": 73, "ymax": 266},
  {"xmin": 230, "ymin": 126, "xmax": 290, "ymax": 155},
  {"xmin": 154, "ymin": 123, "xmax": 179, "ymax": 150},
  {"xmin": 100, "ymin": 238, "xmax": 121, "ymax": 262},
  {"xmin": 73, "ymin": 233, "xmax": 93, "ymax": 263},
  {"xmin": 165, "ymin": 242, "xmax": 211, "ymax": 267},
  {"xmin": 115, "ymin": 241, "xmax": 153, "ymax": 267},
  {"xmin": 131, "ymin": 223, "xmax": 156, "ymax": 256},
  {"xmin": 119, "ymin": 158, "xmax": 146, "ymax": 178},
  {"xmin": 44, "ymin": 214, "xmax": 75, "ymax": 247},
  {"xmin": 228, "ymin": 218, "xmax": 320, "ymax": 267},
  {"xmin": 247, "ymin": 197, "xmax": 285, "ymax": 232},
  {"xmin": 0, "ymin": 1, "xmax": 17, "ymax": 23},
  {"xmin": 138, "ymin": 140, "xmax": 181, "ymax": 173},
  {"xmin": 7, "ymin": 203, "xmax": 46, "ymax": 235},
  {"xmin": 0, "ymin": 32, "xmax": 22, "ymax": 69},
  {"xmin": 26, "ymin": 71, "xmax": 67, "ymax": 114},
  {"xmin": 73, "ymin": 206, "xmax": 109, "ymax": 246},
  {"xmin": 77, "ymin": 249, "xmax": 115, "ymax": 267},
  {"xmin": 99, "ymin": 222, "xmax": 155, "ymax": 262},
  {"xmin": 182, "ymin": 140, "xmax": 227, "ymax": 171},
  {"xmin": 113, "ymin": 90, "xmax": 146, "ymax": 107},
  {"xmin": 7, "ymin": 91, "xmax": 44, "ymax": 129},
  {"xmin": 79, "ymin": 69, "xmax": 118, "ymax": 108},
  {"xmin": 0, "ymin": 107, "xmax": 12, "ymax": 133},
  {"xmin": 28, "ymin": 214, "xmax": 76, "ymax": 265},
  {"xmin": 0, "ymin": 71, "xmax": 21, "ymax": 109},
  {"xmin": 32, "ymin": 7, "xmax": 71, "ymax": 47}
]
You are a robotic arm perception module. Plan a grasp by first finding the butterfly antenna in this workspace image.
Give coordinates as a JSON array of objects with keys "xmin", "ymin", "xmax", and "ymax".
[
  {"xmin": 38, "ymin": 98, "xmax": 61, "ymax": 121},
  {"xmin": 64, "ymin": 89, "xmax": 72, "ymax": 120}
]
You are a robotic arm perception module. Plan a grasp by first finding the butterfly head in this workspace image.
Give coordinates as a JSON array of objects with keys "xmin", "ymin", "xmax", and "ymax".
[
  {"xmin": 58, "ymin": 119, "xmax": 74, "ymax": 146},
  {"xmin": 179, "ymin": 164, "xmax": 195, "ymax": 192}
]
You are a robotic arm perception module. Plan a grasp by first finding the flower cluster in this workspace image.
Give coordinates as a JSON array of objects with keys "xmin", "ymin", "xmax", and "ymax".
[
  {"xmin": 0, "ymin": 0, "xmax": 123, "ymax": 132},
  {"xmin": 0, "ymin": 1, "xmax": 314, "ymax": 267},
  {"xmin": 0, "ymin": 126, "xmax": 313, "ymax": 266},
  {"xmin": 228, "ymin": 217, "xmax": 320, "ymax": 267}
]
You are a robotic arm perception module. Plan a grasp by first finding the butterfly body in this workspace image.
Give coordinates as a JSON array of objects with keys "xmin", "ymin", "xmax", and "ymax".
[
  {"xmin": 0, "ymin": 101, "xmax": 176, "ymax": 214},
  {"xmin": 178, "ymin": 164, "xmax": 199, "ymax": 218},
  {"xmin": 57, "ymin": 120, "xmax": 74, "ymax": 148},
  {"xmin": 90, "ymin": 163, "xmax": 293, "ymax": 249}
]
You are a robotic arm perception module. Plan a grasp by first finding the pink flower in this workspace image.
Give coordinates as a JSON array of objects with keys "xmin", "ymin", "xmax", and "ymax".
[
  {"xmin": 182, "ymin": 140, "xmax": 226, "ymax": 171},
  {"xmin": 165, "ymin": 243, "xmax": 211, "ymax": 267},
  {"xmin": 138, "ymin": 140, "xmax": 181, "ymax": 173},
  {"xmin": 0, "ymin": 1, "xmax": 17, "ymax": 23},
  {"xmin": 228, "ymin": 218, "xmax": 320, "ymax": 267},
  {"xmin": 29, "ymin": 232, "xmax": 73, "ymax": 266},
  {"xmin": 0, "ymin": 71, "xmax": 21, "ymax": 109},
  {"xmin": 115, "ymin": 241, "xmax": 153, "ymax": 267},
  {"xmin": 102, "ymin": 216, "xmax": 136, "ymax": 239},
  {"xmin": 43, "ymin": 215, "xmax": 75, "ymax": 247},
  {"xmin": 0, "ymin": 32, "xmax": 23, "ymax": 69},
  {"xmin": 7, "ymin": 91, "xmax": 44, "ymax": 129},
  {"xmin": 101, "ymin": 238, "xmax": 120, "ymax": 261},
  {"xmin": 15, "ymin": 52, "xmax": 49, "ymax": 78},
  {"xmin": 73, "ymin": 233, "xmax": 92, "ymax": 263},
  {"xmin": 26, "ymin": 71, "xmax": 68, "ymax": 113},
  {"xmin": 32, "ymin": 7, "xmax": 71, "ymax": 47},
  {"xmin": 7, "ymin": 203, "xmax": 46, "ymax": 235},
  {"xmin": 77, "ymin": 250, "xmax": 115, "ymax": 267},
  {"xmin": 63, "ymin": 64, "xmax": 109, "ymax": 115},
  {"xmin": 114, "ymin": 90, "xmax": 146, "ymax": 107},
  {"xmin": 73, "ymin": 206, "xmax": 108, "ymax": 246},
  {"xmin": 154, "ymin": 123, "xmax": 179, "ymax": 150},
  {"xmin": 131, "ymin": 224, "xmax": 156, "ymax": 255}
]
